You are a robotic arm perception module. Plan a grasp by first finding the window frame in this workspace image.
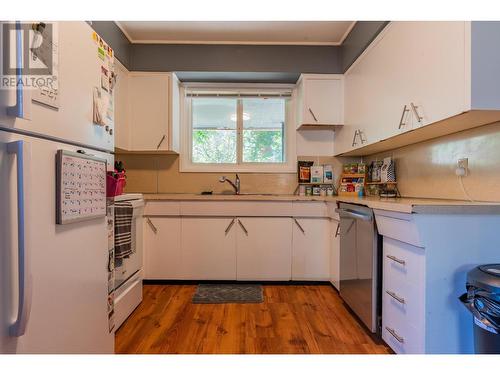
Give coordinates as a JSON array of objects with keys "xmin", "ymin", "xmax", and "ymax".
[{"xmin": 180, "ymin": 83, "xmax": 297, "ymax": 173}]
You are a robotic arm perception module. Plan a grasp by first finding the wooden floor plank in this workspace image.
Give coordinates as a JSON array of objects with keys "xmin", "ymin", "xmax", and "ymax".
[{"xmin": 115, "ymin": 284, "xmax": 391, "ymax": 354}]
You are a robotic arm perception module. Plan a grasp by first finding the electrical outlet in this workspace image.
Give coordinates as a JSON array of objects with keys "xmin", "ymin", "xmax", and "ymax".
[
  {"xmin": 457, "ymin": 158, "xmax": 468, "ymax": 170},
  {"xmin": 456, "ymin": 158, "xmax": 469, "ymax": 177}
]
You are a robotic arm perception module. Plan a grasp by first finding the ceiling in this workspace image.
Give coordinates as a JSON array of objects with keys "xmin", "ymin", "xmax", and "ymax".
[{"xmin": 117, "ymin": 21, "xmax": 356, "ymax": 45}]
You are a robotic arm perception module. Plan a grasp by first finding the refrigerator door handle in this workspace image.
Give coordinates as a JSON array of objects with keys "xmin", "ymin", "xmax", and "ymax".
[
  {"xmin": 7, "ymin": 140, "xmax": 32, "ymax": 337},
  {"xmin": 7, "ymin": 21, "xmax": 24, "ymax": 118}
]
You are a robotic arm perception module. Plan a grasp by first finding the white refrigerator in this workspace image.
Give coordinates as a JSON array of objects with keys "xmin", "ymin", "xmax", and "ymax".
[{"xmin": 0, "ymin": 22, "xmax": 115, "ymax": 353}]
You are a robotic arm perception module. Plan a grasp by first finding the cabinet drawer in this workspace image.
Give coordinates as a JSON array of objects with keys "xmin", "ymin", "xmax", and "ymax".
[
  {"xmin": 382, "ymin": 317, "xmax": 424, "ymax": 354},
  {"xmin": 374, "ymin": 210, "xmax": 423, "ymax": 247},
  {"xmin": 383, "ymin": 237, "xmax": 425, "ymax": 286},
  {"xmin": 292, "ymin": 201, "xmax": 328, "ymax": 217},
  {"xmin": 383, "ymin": 289, "xmax": 424, "ymax": 354},
  {"xmin": 144, "ymin": 201, "xmax": 181, "ymax": 216},
  {"xmin": 113, "ymin": 272, "xmax": 143, "ymax": 331},
  {"xmin": 383, "ymin": 275, "xmax": 424, "ymax": 330}
]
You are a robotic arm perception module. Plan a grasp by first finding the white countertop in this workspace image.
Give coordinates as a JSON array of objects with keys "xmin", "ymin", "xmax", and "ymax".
[{"xmin": 141, "ymin": 193, "xmax": 500, "ymax": 214}]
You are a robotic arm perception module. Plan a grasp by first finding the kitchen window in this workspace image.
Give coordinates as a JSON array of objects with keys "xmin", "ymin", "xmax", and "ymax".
[{"xmin": 180, "ymin": 85, "xmax": 296, "ymax": 173}]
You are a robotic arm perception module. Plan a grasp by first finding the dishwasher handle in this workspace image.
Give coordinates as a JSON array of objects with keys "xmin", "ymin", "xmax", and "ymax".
[{"xmin": 336, "ymin": 208, "xmax": 372, "ymax": 222}]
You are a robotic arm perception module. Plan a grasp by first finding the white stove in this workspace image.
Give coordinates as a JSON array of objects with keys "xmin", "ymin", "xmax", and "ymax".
[{"xmin": 112, "ymin": 194, "xmax": 144, "ymax": 331}]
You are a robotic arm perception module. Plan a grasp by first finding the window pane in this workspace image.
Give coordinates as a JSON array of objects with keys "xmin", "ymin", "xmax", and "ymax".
[
  {"xmin": 192, "ymin": 98, "xmax": 237, "ymax": 163},
  {"xmin": 242, "ymin": 98, "xmax": 285, "ymax": 163}
]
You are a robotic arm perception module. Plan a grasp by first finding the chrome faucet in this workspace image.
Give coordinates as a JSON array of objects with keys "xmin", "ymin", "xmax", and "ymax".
[{"xmin": 219, "ymin": 174, "xmax": 240, "ymax": 195}]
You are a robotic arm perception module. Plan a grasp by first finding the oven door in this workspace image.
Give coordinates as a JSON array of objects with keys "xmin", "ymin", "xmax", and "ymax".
[
  {"xmin": 337, "ymin": 203, "xmax": 379, "ymax": 333},
  {"xmin": 114, "ymin": 199, "xmax": 144, "ymax": 290}
]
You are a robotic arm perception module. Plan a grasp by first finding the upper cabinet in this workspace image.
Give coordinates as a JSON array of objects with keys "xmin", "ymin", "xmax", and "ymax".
[
  {"xmin": 114, "ymin": 70, "xmax": 180, "ymax": 154},
  {"xmin": 335, "ymin": 21, "xmax": 500, "ymax": 156},
  {"xmin": 296, "ymin": 74, "xmax": 344, "ymax": 129}
]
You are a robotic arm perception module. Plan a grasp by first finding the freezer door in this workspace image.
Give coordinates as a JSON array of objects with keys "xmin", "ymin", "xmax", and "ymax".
[
  {"xmin": 0, "ymin": 130, "xmax": 114, "ymax": 353},
  {"xmin": 0, "ymin": 22, "xmax": 113, "ymax": 151}
]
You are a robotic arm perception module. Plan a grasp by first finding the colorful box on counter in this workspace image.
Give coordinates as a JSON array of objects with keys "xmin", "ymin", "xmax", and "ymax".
[
  {"xmin": 298, "ymin": 161, "xmax": 314, "ymax": 183},
  {"xmin": 343, "ymin": 162, "xmax": 366, "ymax": 174},
  {"xmin": 323, "ymin": 164, "xmax": 333, "ymax": 183},
  {"xmin": 339, "ymin": 162, "xmax": 367, "ymax": 197},
  {"xmin": 310, "ymin": 166, "xmax": 324, "ymax": 183}
]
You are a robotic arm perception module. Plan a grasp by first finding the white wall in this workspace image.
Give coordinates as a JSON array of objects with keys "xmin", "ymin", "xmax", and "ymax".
[{"xmin": 296, "ymin": 129, "xmax": 335, "ymax": 156}]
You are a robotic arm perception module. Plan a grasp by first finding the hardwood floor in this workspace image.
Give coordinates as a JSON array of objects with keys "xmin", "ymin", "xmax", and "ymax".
[{"xmin": 115, "ymin": 284, "xmax": 391, "ymax": 354}]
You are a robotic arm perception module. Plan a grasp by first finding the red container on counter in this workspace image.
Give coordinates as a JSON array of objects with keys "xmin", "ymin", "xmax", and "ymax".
[{"xmin": 106, "ymin": 171, "xmax": 126, "ymax": 197}]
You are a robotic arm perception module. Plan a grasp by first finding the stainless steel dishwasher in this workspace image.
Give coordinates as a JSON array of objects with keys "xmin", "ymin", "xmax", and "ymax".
[{"xmin": 337, "ymin": 203, "xmax": 382, "ymax": 334}]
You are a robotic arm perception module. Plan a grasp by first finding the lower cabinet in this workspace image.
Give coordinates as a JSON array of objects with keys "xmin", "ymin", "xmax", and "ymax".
[
  {"xmin": 236, "ymin": 218, "xmax": 292, "ymax": 281},
  {"xmin": 181, "ymin": 217, "xmax": 237, "ymax": 280},
  {"xmin": 143, "ymin": 212, "xmax": 337, "ymax": 282},
  {"xmin": 143, "ymin": 217, "xmax": 182, "ymax": 279},
  {"xmin": 330, "ymin": 219, "xmax": 340, "ymax": 289},
  {"xmin": 292, "ymin": 218, "xmax": 330, "ymax": 281},
  {"xmin": 382, "ymin": 237, "xmax": 425, "ymax": 354}
]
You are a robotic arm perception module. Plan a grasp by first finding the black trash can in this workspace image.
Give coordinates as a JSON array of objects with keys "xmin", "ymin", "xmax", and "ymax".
[{"xmin": 459, "ymin": 264, "xmax": 500, "ymax": 354}]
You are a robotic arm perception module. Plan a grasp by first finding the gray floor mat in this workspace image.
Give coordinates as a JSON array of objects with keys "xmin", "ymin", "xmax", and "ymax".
[{"xmin": 192, "ymin": 284, "xmax": 264, "ymax": 304}]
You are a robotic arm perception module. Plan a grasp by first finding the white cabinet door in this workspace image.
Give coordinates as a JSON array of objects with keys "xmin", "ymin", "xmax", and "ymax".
[
  {"xmin": 330, "ymin": 219, "xmax": 340, "ymax": 289},
  {"xmin": 236, "ymin": 218, "xmax": 292, "ymax": 281},
  {"xmin": 297, "ymin": 74, "xmax": 343, "ymax": 127},
  {"xmin": 337, "ymin": 23, "xmax": 411, "ymax": 155},
  {"xmin": 291, "ymin": 218, "xmax": 330, "ymax": 281},
  {"xmin": 404, "ymin": 22, "xmax": 467, "ymax": 128},
  {"xmin": 336, "ymin": 22, "xmax": 469, "ymax": 156},
  {"xmin": 143, "ymin": 217, "xmax": 182, "ymax": 279},
  {"xmin": 332, "ymin": 124, "xmax": 352, "ymax": 156},
  {"xmin": 129, "ymin": 73, "xmax": 170, "ymax": 151},
  {"xmin": 181, "ymin": 217, "xmax": 237, "ymax": 280}
]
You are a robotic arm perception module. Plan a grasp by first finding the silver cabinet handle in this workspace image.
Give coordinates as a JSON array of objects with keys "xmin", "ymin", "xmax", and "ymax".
[
  {"xmin": 352, "ymin": 129, "xmax": 366, "ymax": 146},
  {"xmin": 308, "ymin": 108, "xmax": 319, "ymax": 122},
  {"xmin": 398, "ymin": 105, "xmax": 410, "ymax": 129},
  {"xmin": 352, "ymin": 130, "xmax": 359, "ymax": 147},
  {"xmin": 146, "ymin": 218, "xmax": 158, "ymax": 234},
  {"xmin": 237, "ymin": 219, "xmax": 248, "ymax": 235},
  {"xmin": 156, "ymin": 135, "xmax": 166, "ymax": 150},
  {"xmin": 386, "ymin": 290, "xmax": 405, "ymax": 304},
  {"xmin": 293, "ymin": 218, "xmax": 305, "ymax": 234},
  {"xmin": 410, "ymin": 102, "xmax": 423, "ymax": 124},
  {"xmin": 385, "ymin": 326, "xmax": 405, "ymax": 343},
  {"xmin": 7, "ymin": 140, "xmax": 32, "ymax": 336},
  {"xmin": 334, "ymin": 223, "xmax": 340, "ymax": 237},
  {"xmin": 359, "ymin": 130, "xmax": 367, "ymax": 144},
  {"xmin": 224, "ymin": 218, "xmax": 236, "ymax": 234},
  {"xmin": 386, "ymin": 254, "xmax": 406, "ymax": 266}
]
